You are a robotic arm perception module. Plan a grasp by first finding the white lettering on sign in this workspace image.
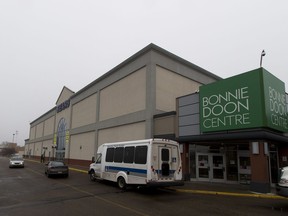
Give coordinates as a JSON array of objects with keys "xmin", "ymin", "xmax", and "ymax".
[
  {"xmin": 269, "ymin": 87, "xmax": 288, "ymax": 129},
  {"xmin": 202, "ymin": 87, "xmax": 250, "ymax": 129}
]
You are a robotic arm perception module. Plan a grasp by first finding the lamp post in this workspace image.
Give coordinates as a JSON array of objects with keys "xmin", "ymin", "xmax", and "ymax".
[{"xmin": 260, "ymin": 50, "xmax": 266, "ymax": 67}]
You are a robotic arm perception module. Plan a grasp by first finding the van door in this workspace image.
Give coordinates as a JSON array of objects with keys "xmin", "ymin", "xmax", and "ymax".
[
  {"xmin": 94, "ymin": 153, "xmax": 102, "ymax": 178},
  {"xmin": 159, "ymin": 147, "xmax": 172, "ymax": 177}
]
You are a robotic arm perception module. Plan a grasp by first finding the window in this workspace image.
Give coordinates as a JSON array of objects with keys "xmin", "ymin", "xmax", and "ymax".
[
  {"xmin": 161, "ymin": 148, "xmax": 169, "ymax": 161},
  {"xmin": 106, "ymin": 148, "xmax": 114, "ymax": 162},
  {"xmin": 135, "ymin": 146, "xmax": 147, "ymax": 164},
  {"xmin": 114, "ymin": 147, "xmax": 124, "ymax": 163},
  {"xmin": 124, "ymin": 146, "xmax": 135, "ymax": 163},
  {"xmin": 96, "ymin": 153, "xmax": 102, "ymax": 164}
]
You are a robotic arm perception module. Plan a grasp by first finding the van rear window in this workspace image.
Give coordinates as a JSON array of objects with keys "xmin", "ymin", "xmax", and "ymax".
[{"xmin": 161, "ymin": 148, "xmax": 169, "ymax": 161}]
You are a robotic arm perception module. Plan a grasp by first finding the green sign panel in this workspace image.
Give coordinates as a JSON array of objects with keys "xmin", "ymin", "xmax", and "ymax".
[{"xmin": 200, "ymin": 68, "xmax": 288, "ymax": 133}]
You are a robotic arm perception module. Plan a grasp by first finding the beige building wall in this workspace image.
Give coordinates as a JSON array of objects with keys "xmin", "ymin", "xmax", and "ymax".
[
  {"xmin": 34, "ymin": 142, "xmax": 42, "ymax": 156},
  {"xmin": 70, "ymin": 132, "xmax": 95, "ymax": 160},
  {"xmin": 99, "ymin": 68, "xmax": 146, "ymax": 121},
  {"xmin": 30, "ymin": 127, "xmax": 36, "ymax": 140},
  {"xmin": 71, "ymin": 93, "xmax": 97, "ymax": 128},
  {"xmin": 156, "ymin": 66, "xmax": 200, "ymax": 111},
  {"xmin": 42, "ymin": 139, "xmax": 54, "ymax": 158},
  {"xmin": 57, "ymin": 87, "xmax": 74, "ymax": 104},
  {"xmin": 154, "ymin": 115, "xmax": 176, "ymax": 136},
  {"xmin": 97, "ymin": 122, "xmax": 146, "ymax": 148},
  {"xmin": 35, "ymin": 123, "xmax": 44, "ymax": 139},
  {"xmin": 44, "ymin": 116, "xmax": 55, "ymax": 136},
  {"xmin": 25, "ymin": 143, "xmax": 34, "ymax": 156}
]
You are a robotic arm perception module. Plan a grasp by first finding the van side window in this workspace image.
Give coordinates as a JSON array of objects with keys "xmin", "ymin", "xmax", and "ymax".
[
  {"xmin": 124, "ymin": 146, "xmax": 135, "ymax": 163},
  {"xmin": 114, "ymin": 147, "xmax": 124, "ymax": 163},
  {"xmin": 135, "ymin": 146, "xmax": 147, "ymax": 164},
  {"xmin": 106, "ymin": 148, "xmax": 114, "ymax": 162}
]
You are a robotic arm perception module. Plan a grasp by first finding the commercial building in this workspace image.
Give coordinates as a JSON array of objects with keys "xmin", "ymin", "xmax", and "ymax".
[
  {"xmin": 25, "ymin": 44, "xmax": 288, "ymax": 193},
  {"xmin": 177, "ymin": 68, "xmax": 288, "ymax": 193},
  {"xmin": 25, "ymin": 43, "xmax": 219, "ymax": 165}
]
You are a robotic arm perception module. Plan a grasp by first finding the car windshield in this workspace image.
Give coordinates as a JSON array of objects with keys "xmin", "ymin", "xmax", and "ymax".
[
  {"xmin": 10, "ymin": 157, "xmax": 23, "ymax": 161},
  {"xmin": 51, "ymin": 161, "xmax": 65, "ymax": 166}
]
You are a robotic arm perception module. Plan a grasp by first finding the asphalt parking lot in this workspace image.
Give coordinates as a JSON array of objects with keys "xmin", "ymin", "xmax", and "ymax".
[{"xmin": 1, "ymin": 157, "xmax": 288, "ymax": 216}]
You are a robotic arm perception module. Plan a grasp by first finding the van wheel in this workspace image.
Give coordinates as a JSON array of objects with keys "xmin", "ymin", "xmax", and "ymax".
[
  {"xmin": 89, "ymin": 170, "xmax": 96, "ymax": 181},
  {"xmin": 117, "ymin": 177, "xmax": 126, "ymax": 190}
]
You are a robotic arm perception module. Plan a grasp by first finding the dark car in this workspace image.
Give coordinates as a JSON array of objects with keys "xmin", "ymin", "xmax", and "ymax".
[
  {"xmin": 276, "ymin": 166, "xmax": 288, "ymax": 197},
  {"xmin": 9, "ymin": 156, "xmax": 24, "ymax": 168},
  {"xmin": 44, "ymin": 161, "xmax": 69, "ymax": 178}
]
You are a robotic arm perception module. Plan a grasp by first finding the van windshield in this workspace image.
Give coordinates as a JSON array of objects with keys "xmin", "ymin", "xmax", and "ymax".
[{"xmin": 96, "ymin": 153, "xmax": 102, "ymax": 163}]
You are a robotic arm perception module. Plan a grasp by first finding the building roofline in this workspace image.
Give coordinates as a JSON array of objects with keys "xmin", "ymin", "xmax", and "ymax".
[
  {"xmin": 72, "ymin": 43, "xmax": 221, "ymax": 98},
  {"xmin": 30, "ymin": 43, "xmax": 221, "ymax": 125}
]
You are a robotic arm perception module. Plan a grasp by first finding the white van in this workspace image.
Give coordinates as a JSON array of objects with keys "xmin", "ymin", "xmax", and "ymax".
[{"xmin": 88, "ymin": 139, "xmax": 184, "ymax": 189}]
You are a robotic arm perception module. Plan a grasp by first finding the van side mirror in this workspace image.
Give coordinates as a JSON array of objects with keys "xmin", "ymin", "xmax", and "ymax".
[{"xmin": 92, "ymin": 156, "xmax": 95, "ymax": 163}]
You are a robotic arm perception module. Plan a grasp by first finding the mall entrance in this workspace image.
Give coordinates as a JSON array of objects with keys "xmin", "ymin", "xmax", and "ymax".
[{"xmin": 196, "ymin": 153, "xmax": 226, "ymax": 182}]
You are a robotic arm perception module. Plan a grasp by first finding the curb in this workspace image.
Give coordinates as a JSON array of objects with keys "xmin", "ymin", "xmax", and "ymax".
[
  {"xmin": 174, "ymin": 188, "xmax": 286, "ymax": 199},
  {"xmin": 69, "ymin": 167, "xmax": 88, "ymax": 174}
]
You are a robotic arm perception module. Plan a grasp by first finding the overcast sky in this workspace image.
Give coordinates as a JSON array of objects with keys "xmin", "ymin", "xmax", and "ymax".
[{"xmin": 1, "ymin": 0, "xmax": 287, "ymax": 146}]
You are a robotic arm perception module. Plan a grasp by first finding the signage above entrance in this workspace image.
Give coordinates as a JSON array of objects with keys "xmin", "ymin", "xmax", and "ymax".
[
  {"xmin": 200, "ymin": 68, "xmax": 288, "ymax": 133},
  {"xmin": 57, "ymin": 99, "xmax": 70, "ymax": 113}
]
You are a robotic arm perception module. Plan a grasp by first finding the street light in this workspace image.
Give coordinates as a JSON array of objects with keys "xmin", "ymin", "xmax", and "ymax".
[{"xmin": 260, "ymin": 50, "xmax": 266, "ymax": 67}]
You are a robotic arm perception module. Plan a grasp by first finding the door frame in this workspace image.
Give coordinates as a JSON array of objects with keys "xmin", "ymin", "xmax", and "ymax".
[{"xmin": 196, "ymin": 153, "xmax": 226, "ymax": 182}]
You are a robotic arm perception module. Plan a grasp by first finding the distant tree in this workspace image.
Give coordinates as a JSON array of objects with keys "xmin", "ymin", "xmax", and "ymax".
[{"xmin": 0, "ymin": 147, "xmax": 16, "ymax": 156}]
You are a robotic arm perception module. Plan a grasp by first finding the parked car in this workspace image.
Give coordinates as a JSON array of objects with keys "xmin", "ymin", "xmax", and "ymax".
[
  {"xmin": 44, "ymin": 161, "xmax": 69, "ymax": 178},
  {"xmin": 276, "ymin": 166, "xmax": 288, "ymax": 197},
  {"xmin": 9, "ymin": 156, "xmax": 24, "ymax": 168}
]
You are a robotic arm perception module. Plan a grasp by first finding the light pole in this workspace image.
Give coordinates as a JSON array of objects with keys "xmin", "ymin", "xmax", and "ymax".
[{"xmin": 260, "ymin": 50, "xmax": 266, "ymax": 67}]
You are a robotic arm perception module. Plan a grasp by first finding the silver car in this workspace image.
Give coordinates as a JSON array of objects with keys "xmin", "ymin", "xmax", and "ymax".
[
  {"xmin": 9, "ymin": 156, "xmax": 24, "ymax": 168},
  {"xmin": 276, "ymin": 166, "xmax": 288, "ymax": 197}
]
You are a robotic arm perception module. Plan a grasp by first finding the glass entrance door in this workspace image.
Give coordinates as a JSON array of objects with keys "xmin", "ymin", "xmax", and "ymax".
[
  {"xmin": 212, "ymin": 155, "xmax": 225, "ymax": 181},
  {"xmin": 197, "ymin": 154, "xmax": 209, "ymax": 180},
  {"xmin": 196, "ymin": 153, "xmax": 226, "ymax": 182}
]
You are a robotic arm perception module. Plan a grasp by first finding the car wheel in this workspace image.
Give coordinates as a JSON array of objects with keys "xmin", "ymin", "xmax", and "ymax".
[
  {"xmin": 117, "ymin": 177, "xmax": 126, "ymax": 190},
  {"xmin": 89, "ymin": 170, "xmax": 96, "ymax": 181}
]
